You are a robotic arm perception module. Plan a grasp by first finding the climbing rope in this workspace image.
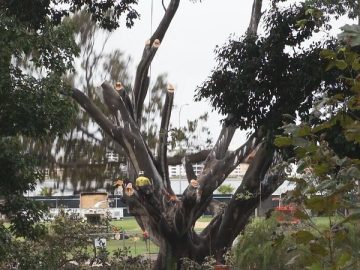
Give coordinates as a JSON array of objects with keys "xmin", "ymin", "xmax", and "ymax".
[{"xmin": 146, "ymin": 0, "xmax": 154, "ymax": 137}]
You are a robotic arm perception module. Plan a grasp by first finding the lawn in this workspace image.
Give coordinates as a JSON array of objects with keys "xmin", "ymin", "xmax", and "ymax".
[
  {"xmin": 106, "ymin": 216, "xmax": 214, "ymax": 256},
  {"xmin": 110, "ymin": 218, "xmax": 141, "ymax": 232}
]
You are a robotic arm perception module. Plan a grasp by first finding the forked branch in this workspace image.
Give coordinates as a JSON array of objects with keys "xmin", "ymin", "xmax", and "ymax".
[
  {"xmin": 157, "ymin": 84, "xmax": 175, "ymax": 192},
  {"xmin": 133, "ymin": 0, "xmax": 180, "ymax": 123}
]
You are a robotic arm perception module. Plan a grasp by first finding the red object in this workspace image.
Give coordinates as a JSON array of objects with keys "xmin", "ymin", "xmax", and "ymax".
[
  {"xmin": 143, "ymin": 230, "xmax": 149, "ymax": 241},
  {"xmin": 275, "ymin": 204, "xmax": 300, "ymax": 224}
]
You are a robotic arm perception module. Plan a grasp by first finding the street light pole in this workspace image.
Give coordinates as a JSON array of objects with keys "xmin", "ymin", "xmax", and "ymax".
[{"xmin": 178, "ymin": 103, "xmax": 189, "ymax": 195}]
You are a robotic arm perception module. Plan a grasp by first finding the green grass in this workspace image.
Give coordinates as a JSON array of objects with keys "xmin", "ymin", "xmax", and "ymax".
[
  {"xmin": 108, "ymin": 217, "xmax": 158, "ymax": 255},
  {"xmin": 106, "ymin": 216, "xmax": 214, "ymax": 255},
  {"xmin": 107, "ymin": 238, "xmax": 159, "ymax": 255},
  {"xmin": 110, "ymin": 218, "xmax": 142, "ymax": 232}
]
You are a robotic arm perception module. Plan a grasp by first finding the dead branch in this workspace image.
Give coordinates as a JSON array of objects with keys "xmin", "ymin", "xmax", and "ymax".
[
  {"xmin": 211, "ymin": 115, "xmax": 237, "ymax": 159},
  {"xmin": 72, "ymin": 88, "xmax": 122, "ymax": 145},
  {"xmin": 248, "ymin": 0, "xmax": 263, "ymax": 35},
  {"xmin": 167, "ymin": 149, "xmax": 211, "ymax": 165},
  {"xmin": 157, "ymin": 85, "xmax": 175, "ymax": 192},
  {"xmin": 133, "ymin": 0, "xmax": 180, "ymax": 123},
  {"xmin": 181, "ymin": 133, "xmax": 260, "ymax": 229},
  {"xmin": 183, "ymin": 156, "xmax": 197, "ymax": 182}
]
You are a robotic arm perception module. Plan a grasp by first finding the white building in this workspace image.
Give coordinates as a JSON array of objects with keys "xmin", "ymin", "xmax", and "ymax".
[{"xmin": 168, "ymin": 163, "xmax": 248, "ymax": 179}]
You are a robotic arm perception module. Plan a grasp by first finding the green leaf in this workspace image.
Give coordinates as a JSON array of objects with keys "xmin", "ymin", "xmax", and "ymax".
[
  {"xmin": 348, "ymin": 96, "xmax": 360, "ymax": 110},
  {"xmin": 296, "ymin": 19, "xmax": 308, "ymax": 29},
  {"xmin": 346, "ymin": 166, "xmax": 360, "ymax": 178},
  {"xmin": 305, "ymin": 196, "xmax": 326, "ymax": 212},
  {"xmin": 296, "ymin": 125, "xmax": 311, "ymax": 137},
  {"xmin": 308, "ymin": 262, "xmax": 322, "ymax": 270},
  {"xmin": 296, "ymin": 161, "xmax": 307, "ymax": 173},
  {"xmin": 335, "ymin": 60, "xmax": 348, "ymax": 70},
  {"xmin": 293, "ymin": 137, "xmax": 310, "ymax": 148},
  {"xmin": 292, "ymin": 230, "xmax": 315, "ymax": 244},
  {"xmin": 320, "ymin": 49, "xmax": 336, "ymax": 60},
  {"xmin": 313, "ymin": 163, "xmax": 329, "ymax": 175},
  {"xmin": 336, "ymin": 213, "xmax": 360, "ymax": 226},
  {"xmin": 312, "ymin": 121, "xmax": 334, "ymax": 133},
  {"xmin": 337, "ymin": 251, "xmax": 351, "ymax": 267},
  {"xmin": 282, "ymin": 114, "xmax": 296, "ymax": 120},
  {"xmin": 352, "ymin": 58, "xmax": 360, "ymax": 71},
  {"xmin": 309, "ymin": 242, "xmax": 328, "ymax": 256},
  {"xmin": 293, "ymin": 209, "xmax": 310, "ymax": 220},
  {"xmin": 286, "ymin": 255, "xmax": 300, "ymax": 266},
  {"xmin": 274, "ymin": 136, "xmax": 292, "ymax": 147},
  {"xmin": 315, "ymin": 180, "xmax": 335, "ymax": 192},
  {"xmin": 325, "ymin": 62, "xmax": 336, "ymax": 71}
]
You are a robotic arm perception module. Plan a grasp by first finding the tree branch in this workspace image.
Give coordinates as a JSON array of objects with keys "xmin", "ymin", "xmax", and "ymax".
[
  {"xmin": 167, "ymin": 150, "xmax": 210, "ymax": 165},
  {"xmin": 101, "ymin": 83, "xmax": 164, "ymax": 191},
  {"xmin": 183, "ymin": 156, "xmax": 197, "ymax": 182},
  {"xmin": 71, "ymin": 88, "xmax": 123, "ymax": 145},
  {"xmin": 211, "ymin": 115, "xmax": 237, "ymax": 159},
  {"xmin": 181, "ymin": 133, "xmax": 260, "ymax": 230},
  {"xmin": 133, "ymin": 0, "xmax": 180, "ymax": 123},
  {"xmin": 222, "ymin": 133, "xmax": 258, "ymax": 176},
  {"xmin": 157, "ymin": 86, "xmax": 175, "ymax": 192},
  {"xmin": 208, "ymin": 143, "xmax": 285, "ymax": 261},
  {"xmin": 248, "ymin": 0, "xmax": 263, "ymax": 35}
]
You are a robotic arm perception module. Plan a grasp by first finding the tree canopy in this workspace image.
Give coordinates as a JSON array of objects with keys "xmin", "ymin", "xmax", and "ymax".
[
  {"xmin": 0, "ymin": 0, "xmax": 141, "ymax": 238},
  {"xmin": 196, "ymin": 2, "xmax": 346, "ymax": 133}
]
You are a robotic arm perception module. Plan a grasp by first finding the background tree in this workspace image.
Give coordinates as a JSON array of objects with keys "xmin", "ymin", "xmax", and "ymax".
[{"xmin": 0, "ymin": 0, "xmax": 141, "ymax": 243}]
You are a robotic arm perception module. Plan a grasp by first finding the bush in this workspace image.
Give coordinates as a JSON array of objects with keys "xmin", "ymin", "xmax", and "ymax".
[{"xmin": 233, "ymin": 217, "xmax": 308, "ymax": 270}]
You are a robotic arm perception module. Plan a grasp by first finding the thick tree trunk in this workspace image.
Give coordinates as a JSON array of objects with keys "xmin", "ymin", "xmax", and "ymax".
[
  {"xmin": 152, "ymin": 231, "xmax": 211, "ymax": 269},
  {"xmin": 70, "ymin": 0, "xmax": 288, "ymax": 269}
]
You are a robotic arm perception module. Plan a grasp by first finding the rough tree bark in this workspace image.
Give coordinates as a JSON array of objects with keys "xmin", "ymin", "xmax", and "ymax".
[{"xmin": 71, "ymin": 0, "xmax": 284, "ymax": 269}]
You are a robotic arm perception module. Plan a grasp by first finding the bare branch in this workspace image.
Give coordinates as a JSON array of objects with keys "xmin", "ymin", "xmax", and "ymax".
[
  {"xmin": 133, "ymin": 0, "xmax": 180, "ymax": 123},
  {"xmin": 248, "ymin": 0, "xmax": 263, "ymax": 35},
  {"xmin": 101, "ymin": 83, "xmax": 164, "ymax": 191},
  {"xmin": 157, "ymin": 85, "xmax": 175, "ymax": 192},
  {"xmin": 181, "ymin": 133, "xmax": 260, "ymax": 230},
  {"xmin": 196, "ymin": 133, "xmax": 259, "ymax": 202},
  {"xmin": 168, "ymin": 150, "xmax": 210, "ymax": 165},
  {"xmin": 209, "ymin": 143, "xmax": 284, "ymax": 259},
  {"xmin": 116, "ymin": 84, "xmax": 135, "ymax": 119},
  {"xmin": 183, "ymin": 156, "xmax": 197, "ymax": 182},
  {"xmin": 71, "ymin": 88, "xmax": 122, "ymax": 145},
  {"xmin": 211, "ymin": 115, "xmax": 237, "ymax": 159},
  {"xmin": 206, "ymin": 199, "xmax": 226, "ymax": 216},
  {"xmin": 162, "ymin": 0, "xmax": 167, "ymax": 12},
  {"xmin": 222, "ymin": 133, "xmax": 259, "ymax": 176},
  {"xmin": 150, "ymin": 0, "xmax": 180, "ymax": 43},
  {"xmin": 101, "ymin": 82, "xmax": 132, "ymax": 123},
  {"xmin": 56, "ymin": 160, "xmax": 125, "ymax": 168}
]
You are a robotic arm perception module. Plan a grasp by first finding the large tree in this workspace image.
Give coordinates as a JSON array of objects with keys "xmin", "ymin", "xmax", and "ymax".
[
  {"xmin": 2, "ymin": 0, "xmax": 356, "ymax": 269},
  {"xmin": 70, "ymin": 0, "xmax": 281, "ymax": 268},
  {"xmin": 71, "ymin": 1, "xmax": 360, "ymax": 269}
]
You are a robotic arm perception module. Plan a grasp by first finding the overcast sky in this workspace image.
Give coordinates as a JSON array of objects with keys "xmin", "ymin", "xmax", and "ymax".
[
  {"xmin": 99, "ymin": 0, "xmax": 258, "ymax": 150},
  {"xmin": 93, "ymin": 0, "xmax": 352, "ymax": 150}
]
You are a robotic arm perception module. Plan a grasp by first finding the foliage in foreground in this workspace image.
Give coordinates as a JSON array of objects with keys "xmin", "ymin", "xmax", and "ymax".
[
  {"xmin": 0, "ymin": 211, "xmax": 152, "ymax": 269},
  {"xmin": 234, "ymin": 216, "xmax": 360, "ymax": 270},
  {"xmin": 273, "ymin": 19, "xmax": 360, "ymax": 269}
]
